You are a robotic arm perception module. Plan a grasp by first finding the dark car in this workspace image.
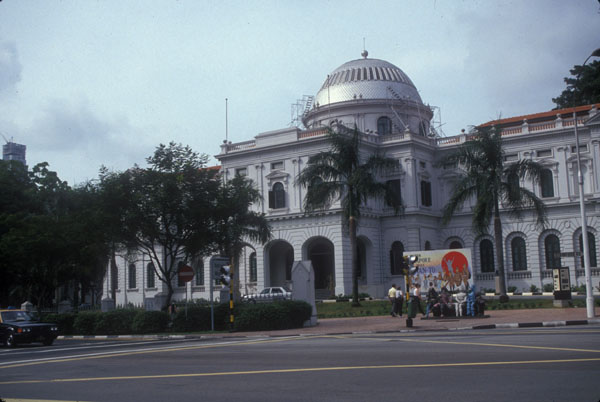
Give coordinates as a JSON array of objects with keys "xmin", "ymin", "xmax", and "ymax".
[{"xmin": 0, "ymin": 309, "xmax": 59, "ymax": 347}]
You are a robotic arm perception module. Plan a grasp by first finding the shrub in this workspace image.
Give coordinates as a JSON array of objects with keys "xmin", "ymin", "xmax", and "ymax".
[
  {"xmin": 73, "ymin": 311, "xmax": 103, "ymax": 335},
  {"xmin": 42, "ymin": 313, "xmax": 76, "ymax": 335},
  {"xmin": 94, "ymin": 309, "xmax": 138, "ymax": 335},
  {"xmin": 172, "ymin": 305, "xmax": 212, "ymax": 332},
  {"xmin": 507, "ymin": 286, "xmax": 518, "ymax": 293},
  {"xmin": 132, "ymin": 311, "xmax": 169, "ymax": 334},
  {"xmin": 172, "ymin": 303, "xmax": 231, "ymax": 332},
  {"xmin": 235, "ymin": 300, "xmax": 312, "ymax": 332},
  {"xmin": 529, "ymin": 284, "xmax": 539, "ymax": 293},
  {"xmin": 543, "ymin": 283, "xmax": 554, "ymax": 292}
]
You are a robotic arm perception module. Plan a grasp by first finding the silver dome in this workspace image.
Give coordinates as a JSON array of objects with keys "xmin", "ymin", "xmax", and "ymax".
[{"xmin": 314, "ymin": 57, "xmax": 422, "ymax": 107}]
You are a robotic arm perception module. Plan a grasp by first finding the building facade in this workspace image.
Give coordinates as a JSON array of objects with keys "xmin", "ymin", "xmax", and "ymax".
[
  {"xmin": 105, "ymin": 53, "xmax": 600, "ymax": 306},
  {"xmin": 2, "ymin": 140, "xmax": 26, "ymax": 166}
]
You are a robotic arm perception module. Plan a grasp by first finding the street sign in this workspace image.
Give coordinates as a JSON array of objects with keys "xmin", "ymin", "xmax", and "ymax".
[
  {"xmin": 560, "ymin": 251, "xmax": 581, "ymax": 257},
  {"xmin": 177, "ymin": 264, "xmax": 194, "ymax": 283}
]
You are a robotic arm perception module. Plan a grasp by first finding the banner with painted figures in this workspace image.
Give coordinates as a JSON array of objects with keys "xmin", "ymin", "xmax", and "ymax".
[{"xmin": 409, "ymin": 248, "xmax": 473, "ymax": 292}]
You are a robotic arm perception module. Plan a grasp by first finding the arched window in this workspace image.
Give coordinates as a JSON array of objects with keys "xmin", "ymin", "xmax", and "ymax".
[
  {"xmin": 540, "ymin": 169, "xmax": 554, "ymax": 198},
  {"xmin": 579, "ymin": 232, "xmax": 597, "ymax": 268},
  {"xmin": 128, "ymin": 263, "xmax": 137, "ymax": 289},
  {"xmin": 146, "ymin": 263, "xmax": 155, "ymax": 288},
  {"xmin": 449, "ymin": 240, "xmax": 462, "ymax": 249},
  {"xmin": 424, "ymin": 241, "xmax": 432, "ymax": 250},
  {"xmin": 377, "ymin": 116, "xmax": 392, "ymax": 135},
  {"xmin": 544, "ymin": 234, "xmax": 561, "ymax": 269},
  {"xmin": 511, "ymin": 237, "xmax": 527, "ymax": 271},
  {"xmin": 194, "ymin": 259, "xmax": 204, "ymax": 286},
  {"xmin": 269, "ymin": 182, "xmax": 286, "ymax": 209},
  {"xmin": 420, "ymin": 180, "xmax": 432, "ymax": 206},
  {"xmin": 508, "ymin": 172, "xmax": 520, "ymax": 197},
  {"xmin": 390, "ymin": 241, "xmax": 404, "ymax": 275},
  {"xmin": 480, "ymin": 239, "xmax": 495, "ymax": 273},
  {"xmin": 385, "ymin": 179, "xmax": 401, "ymax": 207},
  {"xmin": 249, "ymin": 252, "xmax": 257, "ymax": 282}
]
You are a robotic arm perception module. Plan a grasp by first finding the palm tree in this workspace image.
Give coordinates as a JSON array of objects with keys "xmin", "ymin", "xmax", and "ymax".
[
  {"xmin": 439, "ymin": 126, "xmax": 547, "ymax": 301},
  {"xmin": 297, "ymin": 126, "xmax": 402, "ymax": 306}
]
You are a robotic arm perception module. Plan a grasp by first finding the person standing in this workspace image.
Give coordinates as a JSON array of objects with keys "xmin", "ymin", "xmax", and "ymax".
[
  {"xmin": 411, "ymin": 283, "xmax": 425, "ymax": 316},
  {"xmin": 425, "ymin": 282, "xmax": 439, "ymax": 318},
  {"xmin": 388, "ymin": 284, "xmax": 397, "ymax": 317},
  {"xmin": 395, "ymin": 285, "xmax": 404, "ymax": 317}
]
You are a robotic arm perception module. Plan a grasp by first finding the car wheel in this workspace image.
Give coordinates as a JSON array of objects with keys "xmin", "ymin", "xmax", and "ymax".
[
  {"xmin": 6, "ymin": 334, "xmax": 16, "ymax": 348},
  {"xmin": 43, "ymin": 338, "xmax": 54, "ymax": 346}
]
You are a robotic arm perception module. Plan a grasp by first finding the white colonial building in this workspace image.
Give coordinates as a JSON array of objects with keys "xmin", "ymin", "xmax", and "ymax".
[{"xmin": 105, "ymin": 52, "xmax": 599, "ymax": 307}]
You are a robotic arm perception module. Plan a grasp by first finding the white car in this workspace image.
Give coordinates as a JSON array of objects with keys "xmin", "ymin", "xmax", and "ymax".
[{"xmin": 242, "ymin": 287, "xmax": 292, "ymax": 303}]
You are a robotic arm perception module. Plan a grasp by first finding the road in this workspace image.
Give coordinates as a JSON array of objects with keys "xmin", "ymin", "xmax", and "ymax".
[{"xmin": 1, "ymin": 327, "xmax": 599, "ymax": 402}]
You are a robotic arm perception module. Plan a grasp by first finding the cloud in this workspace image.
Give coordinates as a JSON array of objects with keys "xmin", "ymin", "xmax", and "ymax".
[
  {"xmin": 23, "ymin": 98, "xmax": 155, "ymax": 184},
  {"xmin": 0, "ymin": 41, "xmax": 22, "ymax": 94}
]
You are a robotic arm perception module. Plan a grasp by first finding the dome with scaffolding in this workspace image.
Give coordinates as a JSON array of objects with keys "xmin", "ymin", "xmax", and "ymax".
[{"xmin": 313, "ymin": 53, "xmax": 423, "ymax": 108}]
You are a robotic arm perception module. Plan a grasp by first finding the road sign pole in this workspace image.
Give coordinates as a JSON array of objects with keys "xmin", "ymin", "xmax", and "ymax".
[{"xmin": 229, "ymin": 259, "xmax": 234, "ymax": 332}]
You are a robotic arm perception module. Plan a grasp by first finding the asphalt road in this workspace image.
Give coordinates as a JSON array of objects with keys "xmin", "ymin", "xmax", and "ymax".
[{"xmin": 1, "ymin": 327, "xmax": 599, "ymax": 402}]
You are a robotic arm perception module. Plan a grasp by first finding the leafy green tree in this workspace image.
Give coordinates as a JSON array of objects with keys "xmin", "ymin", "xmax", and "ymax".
[
  {"xmin": 297, "ymin": 126, "xmax": 401, "ymax": 306},
  {"xmin": 552, "ymin": 60, "xmax": 600, "ymax": 109},
  {"xmin": 102, "ymin": 142, "xmax": 220, "ymax": 309},
  {"xmin": 438, "ymin": 127, "xmax": 547, "ymax": 300},
  {"xmin": 0, "ymin": 162, "xmax": 74, "ymax": 309}
]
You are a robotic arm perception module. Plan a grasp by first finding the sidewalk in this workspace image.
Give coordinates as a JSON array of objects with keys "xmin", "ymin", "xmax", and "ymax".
[
  {"xmin": 215, "ymin": 305, "xmax": 600, "ymax": 338},
  {"xmin": 57, "ymin": 306, "xmax": 600, "ymax": 341}
]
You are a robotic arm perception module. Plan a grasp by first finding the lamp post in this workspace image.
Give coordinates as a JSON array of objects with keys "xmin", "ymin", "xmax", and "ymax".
[{"xmin": 573, "ymin": 48, "xmax": 600, "ymax": 318}]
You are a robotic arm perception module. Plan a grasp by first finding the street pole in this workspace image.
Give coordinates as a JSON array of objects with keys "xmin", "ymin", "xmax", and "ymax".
[{"xmin": 573, "ymin": 48, "xmax": 600, "ymax": 319}]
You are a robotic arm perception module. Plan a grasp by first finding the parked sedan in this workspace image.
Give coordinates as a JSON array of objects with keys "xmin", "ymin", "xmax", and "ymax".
[
  {"xmin": 0, "ymin": 309, "xmax": 59, "ymax": 347},
  {"xmin": 242, "ymin": 287, "xmax": 292, "ymax": 303}
]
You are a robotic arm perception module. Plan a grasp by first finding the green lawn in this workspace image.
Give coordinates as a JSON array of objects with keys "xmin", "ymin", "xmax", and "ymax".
[{"xmin": 316, "ymin": 298, "xmax": 595, "ymax": 319}]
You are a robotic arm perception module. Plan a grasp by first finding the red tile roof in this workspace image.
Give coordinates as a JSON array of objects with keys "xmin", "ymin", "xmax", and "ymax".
[{"xmin": 479, "ymin": 103, "xmax": 600, "ymax": 128}]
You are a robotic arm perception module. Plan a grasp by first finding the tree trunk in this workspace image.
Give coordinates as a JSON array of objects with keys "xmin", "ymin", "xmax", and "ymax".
[
  {"xmin": 493, "ymin": 203, "xmax": 508, "ymax": 300},
  {"xmin": 349, "ymin": 216, "xmax": 360, "ymax": 306}
]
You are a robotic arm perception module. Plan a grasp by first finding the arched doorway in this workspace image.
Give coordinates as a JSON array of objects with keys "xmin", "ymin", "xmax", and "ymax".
[
  {"xmin": 306, "ymin": 238, "xmax": 335, "ymax": 296},
  {"xmin": 267, "ymin": 241, "xmax": 294, "ymax": 287}
]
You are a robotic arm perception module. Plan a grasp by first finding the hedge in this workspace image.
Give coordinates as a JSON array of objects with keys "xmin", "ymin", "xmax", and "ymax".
[
  {"xmin": 38, "ymin": 300, "xmax": 312, "ymax": 335},
  {"xmin": 234, "ymin": 300, "xmax": 312, "ymax": 331},
  {"xmin": 132, "ymin": 311, "xmax": 170, "ymax": 334}
]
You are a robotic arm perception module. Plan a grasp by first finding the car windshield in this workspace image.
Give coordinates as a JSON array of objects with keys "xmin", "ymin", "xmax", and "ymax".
[{"xmin": 1, "ymin": 311, "xmax": 33, "ymax": 322}]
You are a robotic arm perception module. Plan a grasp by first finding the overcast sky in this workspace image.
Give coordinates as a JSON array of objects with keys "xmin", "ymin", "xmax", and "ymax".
[{"xmin": 1, "ymin": 0, "xmax": 599, "ymax": 185}]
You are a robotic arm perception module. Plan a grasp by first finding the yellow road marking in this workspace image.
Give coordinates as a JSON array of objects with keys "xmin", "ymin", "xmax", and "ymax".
[
  {"xmin": 327, "ymin": 334, "xmax": 600, "ymax": 353},
  {"xmin": 1, "ymin": 358, "xmax": 599, "ymax": 385}
]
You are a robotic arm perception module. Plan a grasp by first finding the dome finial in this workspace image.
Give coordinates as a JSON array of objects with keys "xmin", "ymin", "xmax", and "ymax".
[{"xmin": 361, "ymin": 37, "xmax": 368, "ymax": 59}]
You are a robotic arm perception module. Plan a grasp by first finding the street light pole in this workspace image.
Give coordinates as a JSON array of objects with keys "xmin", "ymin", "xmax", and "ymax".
[{"xmin": 573, "ymin": 48, "xmax": 600, "ymax": 319}]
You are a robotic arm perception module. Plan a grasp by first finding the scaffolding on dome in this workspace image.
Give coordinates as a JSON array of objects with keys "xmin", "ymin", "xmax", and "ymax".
[{"xmin": 290, "ymin": 95, "xmax": 314, "ymax": 129}]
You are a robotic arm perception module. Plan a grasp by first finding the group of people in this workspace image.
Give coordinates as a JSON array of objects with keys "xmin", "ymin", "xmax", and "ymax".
[
  {"xmin": 388, "ymin": 282, "xmax": 485, "ymax": 318},
  {"xmin": 387, "ymin": 283, "xmax": 426, "ymax": 317}
]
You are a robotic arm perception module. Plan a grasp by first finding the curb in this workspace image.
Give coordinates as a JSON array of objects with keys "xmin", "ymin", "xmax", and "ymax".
[{"xmin": 56, "ymin": 318, "xmax": 600, "ymax": 340}]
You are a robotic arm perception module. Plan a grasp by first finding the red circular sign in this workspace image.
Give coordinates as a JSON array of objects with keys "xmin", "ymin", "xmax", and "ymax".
[{"xmin": 177, "ymin": 264, "xmax": 195, "ymax": 283}]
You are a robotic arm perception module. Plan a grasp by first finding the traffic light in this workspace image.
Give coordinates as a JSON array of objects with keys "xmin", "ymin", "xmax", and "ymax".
[
  {"xmin": 219, "ymin": 265, "xmax": 233, "ymax": 286},
  {"xmin": 401, "ymin": 255, "xmax": 419, "ymax": 275}
]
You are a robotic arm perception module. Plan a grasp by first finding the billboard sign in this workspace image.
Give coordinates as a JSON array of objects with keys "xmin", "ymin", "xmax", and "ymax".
[{"xmin": 408, "ymin": 248, "xmax": 473, "ymax": 292}]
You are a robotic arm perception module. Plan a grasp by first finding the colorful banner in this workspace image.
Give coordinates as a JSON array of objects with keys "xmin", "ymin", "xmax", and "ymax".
[{"xmin": 408, "ymin": 248, "xmax": 473, "ymax": 292}]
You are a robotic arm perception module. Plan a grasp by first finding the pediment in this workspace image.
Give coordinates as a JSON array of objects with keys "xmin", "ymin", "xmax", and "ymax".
[{"xmin": 265, "ymin": 169, "xmax": 289, "ymax": 180}]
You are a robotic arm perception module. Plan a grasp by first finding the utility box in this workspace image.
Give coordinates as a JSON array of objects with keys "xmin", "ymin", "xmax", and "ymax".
[{"xmin": 553, "ymin": 267, "xmax": 571, "ymax": 307}]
